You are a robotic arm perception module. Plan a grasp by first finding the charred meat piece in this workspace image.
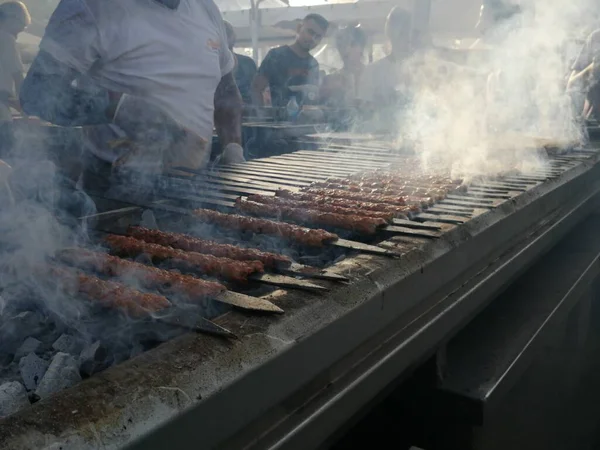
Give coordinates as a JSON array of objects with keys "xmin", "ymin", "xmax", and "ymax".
[
  {"xmin": 235, "ymin": 199, "xmax": 388, "ymax": 235},
  {"xmin": 246, "ymin": 194, "xmax": 396, "ymax": 222},
  {"xmin": 276, "ymin": 190, "xmax": 419, "ymax": 214},
  {"xmin": 46, "ymin": 265, "xmax": 170, "ymax": 317},
  {"xmin": 58, "ymin": 248, "xmax": 226, "ymax": 302},
  {"xmin": 192, "ymin": 208, "xmax": 338, "ymax": 247},
  {"xmin": 105, "ymin": 235, "xmax": 264, "ymax": 283},
  {"xmin": 127, "ymin": 226, "xmax": 292, "ymax": 269},
  {"xmin": 301, "ymin": 188, "xmax": 409, "ymax": 207}
]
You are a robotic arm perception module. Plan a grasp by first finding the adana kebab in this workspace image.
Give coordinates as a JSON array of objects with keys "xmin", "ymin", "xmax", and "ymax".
[
  {"xmin": 46, "ymin": 265, "xmax": 170, "ymax": 317},
  {"xmin": 58, "ymin": 248, "xmax": 226, "ymax": 301},
  {"xmin": 127, "ymin": 226, "xmax": 292, "ymax": 269},
  {"xmin": 276, "ymin": 190, "xmax": 418, "ymax": 215},
  {"xmin": 300, "ymin": 188, "xmax": 409, "ymax": 206},
  {"xmin": 245, "ymin": 194, "xmax": 397, "ymax": 222},
  {"xmin": 235, "ymin": 199, "xmax": 388, "ymax": 235},
  {"xmin": 309, "ymin": 182, "xmax": 442, "ymax": 203},
  {"xmin": 320, "ymin": 177, "xmax": 461, "ymax": 192},
  {"xmin": 346, "ymin": 173, "xmax": 463, "ymax": 185},
  {"xmin": 105, "ymin": 235, "xmax": 264, "ymax": 283},
  {"xmin": 192, "ymin": 208, "xmax": 338, "ymax": 247}
]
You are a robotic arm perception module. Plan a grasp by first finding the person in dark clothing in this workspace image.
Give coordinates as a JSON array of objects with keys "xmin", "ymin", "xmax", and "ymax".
[
  {"xmin": 252, "ymin": 13, "xmax": 329, "ymax": 107},
  {"xmin": 224, "ymin": 21, "xmax": 257, "ymax": 105},
  {"xmin": 567, "ymin": 29, "xmax": 600, "ymax": 121}
]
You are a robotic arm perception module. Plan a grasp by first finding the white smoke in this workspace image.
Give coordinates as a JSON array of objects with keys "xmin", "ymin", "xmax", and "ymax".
[{"xmin": 395, "ymin": 0, "xmax": 589, "ymax": 179}]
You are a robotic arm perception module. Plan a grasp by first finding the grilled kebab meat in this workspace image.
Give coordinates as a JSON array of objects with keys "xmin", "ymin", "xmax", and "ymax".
[
  {"xmin": 276, "ymin": 190, "xmax": 419, "ymax": 215},
  {"xmin": 246, "ymin": 194, "xmax": 396, "ymax": 222},
  {"xmin": 310, "ymin": 182, "xmax": 442, "ymax": 203},
  {"xmin": 105, "ymin": 235, "xmax": 264, "ymax": 283},
  {"xmin": 59, "ymin": 248, "xmax": 226, "ymax": 301},
  {"xmin": 127, "ymin": 226, "xmax": 292, "ymax": 269},
  {"xmin": 47, "ymin": 265, "xmax": 170, "ymax": 317},
  {"xmin": 192, "ymin": 208, "xmax": 339, "ymax": 247},
  {"xmin": 236, "ymin": 199, "xmax": 388, "ymax": 235},
  {"xmin": 301, "ymin": 188, "xmax": 409, "ymax": 207},
  {"xmin": 322, "ymin": 177, "xmax": 461, "ymax": 192},
  {"xmin": 347, "ymin": 173, "xmax": 463, "ymax": 185}
]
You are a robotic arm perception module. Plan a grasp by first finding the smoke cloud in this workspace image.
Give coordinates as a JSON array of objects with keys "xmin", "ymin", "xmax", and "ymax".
[{"xmin": 385, "ymin": 0, "xmax": 589, "ymax": 179}]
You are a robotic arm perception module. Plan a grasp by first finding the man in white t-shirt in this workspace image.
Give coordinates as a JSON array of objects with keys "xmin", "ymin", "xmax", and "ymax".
[{"xmin": 20, "ymin": 0, "xmax": 244, "ymax": 195}]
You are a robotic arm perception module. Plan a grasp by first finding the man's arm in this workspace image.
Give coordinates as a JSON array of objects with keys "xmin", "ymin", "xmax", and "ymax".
[
  {"xmin": 20, "ymin": 50, "xmax": 116, "ymax": 126},
  {"xmin": 10, "ymin": 72, "xmax": 24, "ymax": 112},
  {"xmin": 214, "ymin": 71, "xmax": 243, "ymax": 147},
  {"xmin": 251, "ymin": 73, "xmax": 269, "ymax": 107},
  {"xmin": 567, "ymin": 64, "xmax": 595, "ymax": 92}
]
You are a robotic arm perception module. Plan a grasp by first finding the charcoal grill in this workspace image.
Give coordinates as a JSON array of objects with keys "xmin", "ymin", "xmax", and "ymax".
[{"xmin": 0, "ymin": 141, "xmax": 599, "ymax": 450}]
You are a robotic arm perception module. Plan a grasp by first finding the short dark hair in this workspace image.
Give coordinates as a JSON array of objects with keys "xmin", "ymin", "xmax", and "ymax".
[
  {"xmin": 304, "ymin": 13, "xmax": 329, "ymax": 31},
  {"xmin": 335, "ymin": 26, "xmax": 367, "ymax": 51}
]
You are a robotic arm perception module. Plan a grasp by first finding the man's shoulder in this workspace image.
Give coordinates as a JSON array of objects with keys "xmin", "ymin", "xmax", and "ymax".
[
  {"xmin": 266, "ymin": 45, "xmax": 290, "ymax": 57},
  {"xmin": 236, "ymin": 53, "xmax": 255, "ymax": 65}
]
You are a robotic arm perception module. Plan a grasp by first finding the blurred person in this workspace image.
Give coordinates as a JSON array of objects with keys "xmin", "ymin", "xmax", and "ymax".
[
  {"xmin": 356, "ymin": 7, "xmax": 412, "ymax": 132},
  {"xmin": 320, "ymin": 25, "xmax": 367, "ymax": 107},
  {"xmin": 224, "ymin": 21, "xmax": 257, "ymax": 105},
  {"xmin": 0, "ymin": 1, "xmax": 30, "ymax": 156},
  {"xmin": 567, "ymin": 29, "xmax": 600, "ymax": 121},
  {"xmin": 252, "ymin": 13, "xmax": 329, "ymax": 108},
  {"xmin": 19, "ymin": 0, "xmax": 244, "ymax": 198}
]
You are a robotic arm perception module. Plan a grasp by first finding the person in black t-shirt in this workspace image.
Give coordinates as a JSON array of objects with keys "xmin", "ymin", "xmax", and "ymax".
[
  {"xmin": 252, "ymin": 13, "xmax": 329, "ymax": 107},
  {"xmin": 224, "ymin": 21, "xmax": 257, "ymax": 105}
]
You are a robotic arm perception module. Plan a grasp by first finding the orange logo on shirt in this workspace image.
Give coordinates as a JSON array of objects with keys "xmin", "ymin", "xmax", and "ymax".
[{"xmin": 207, "ymin": 39, "xmax": 221, "ymax": 51}]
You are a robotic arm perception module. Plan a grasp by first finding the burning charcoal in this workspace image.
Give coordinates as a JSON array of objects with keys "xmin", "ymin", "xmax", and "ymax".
[
  {"xmin": 35, "ymin": 353, "xmax": 82, "ymax": 399},
  {"xmin": 52, "ymin": 334, "xmax": 85, "ymax": 356},
  {"xmin": 18, "ymin": 353, "xmax": 49, "ymax": 391},
  {"xmin": 79, "ymin": 341, "xmax": 110, "ymax": 377},
  {"xmin": 0, "ymin": 382, "xmax": 29, "ymax": 417},
  {"xmin": 13, "ymin": 337, "xmax": 41, "ymax": 361}
]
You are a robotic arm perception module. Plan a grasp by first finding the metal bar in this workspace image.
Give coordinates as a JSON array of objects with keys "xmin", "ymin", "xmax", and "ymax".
[
  {"xmin": 416, "ymin": 213, "xmax": 467, "ymax": 224},
  {"xmin": 215, "ymin": 291, "xmax": 284, "ymax": 314},
  {"xmin": 383, "ymin": 226, "xmax": 441, "ymax": 238},
  {"xmin": 333, "ymin": 239, "xmax": 399, "ymax": 257},
  {"xmin": 441, "ymin": 199, "xmax": 499, "ymax": 209},
  {"xmin": 285, "ymin": 264, "xmax": 349, "ymax": 283},
  {"xmin": 215, "ymin": 167, "xmax": 320, "ymax": 184},
  {"xmin": 202, "ymin": 171, "xmax": 310, "ymax": 188},
  {"xmin": 255, "ymin": 159, "xmax": 360, "ymax": 176},
  {"xmin": 426, "ymin": 207, "xmax": 473, "ymax": 217},
  {"xmin": 273, "ymin": 154, "xmax": 389, "ymax": 170},
  {"xmin": 156, "ymin": 313, "xmax": 237, "ymax": 339},
  {"xmin": 295, "ymin": 150, "xmax": 394, "ymax": 162},
  {"xmin": 390, "ymin": 219, "xmax": 442, "ymax": 230},
  {"xmin": 221, "ymin": 163, "xmax": 331, "ymax": 180},
  {"xmin": 271, "ymin": 154, "xmax": 388, "ymax": 169},
  {"xmin": 252, "ymin": 274, "xmax": 328, "ymax": 293}
]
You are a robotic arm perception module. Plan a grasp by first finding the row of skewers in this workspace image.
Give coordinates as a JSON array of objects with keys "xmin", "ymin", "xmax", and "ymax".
[{"xmin": 46, "ymin": 171, "xmax": 464, "ymax": 336}]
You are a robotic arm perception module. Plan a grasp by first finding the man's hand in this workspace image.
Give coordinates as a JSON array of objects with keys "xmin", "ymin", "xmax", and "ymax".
[{"xmin": 219, "ymin": 143, "xmax": 245, "ymax": 164}]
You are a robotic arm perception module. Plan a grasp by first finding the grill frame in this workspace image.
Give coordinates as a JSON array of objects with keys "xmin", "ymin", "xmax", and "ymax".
[{"xmin": 0, "ymin": 148, "xmax": 598, "ymax": 450}]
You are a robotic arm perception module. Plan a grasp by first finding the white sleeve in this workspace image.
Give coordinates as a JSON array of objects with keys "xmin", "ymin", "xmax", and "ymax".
[{"xmin": 38, "ymin": 0, "xmax": 102, "ymax": 73}]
